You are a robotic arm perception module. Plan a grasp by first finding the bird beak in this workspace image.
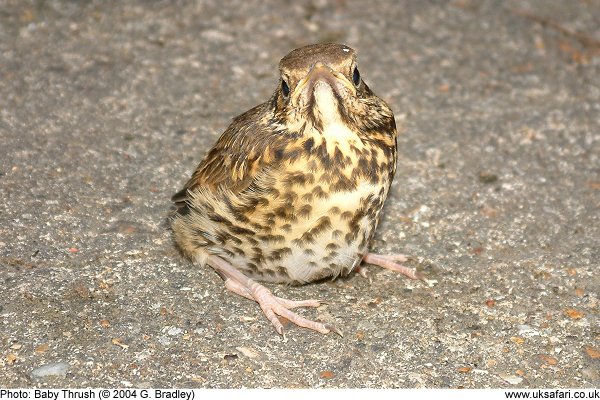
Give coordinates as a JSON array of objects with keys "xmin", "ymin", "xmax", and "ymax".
[{"xmin": 291, "ymin": 62, "xmax": 356, "ymax": 108}]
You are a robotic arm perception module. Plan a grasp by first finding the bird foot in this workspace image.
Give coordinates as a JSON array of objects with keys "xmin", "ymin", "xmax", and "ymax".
[
  {"xmin": 208, "ymin": 255, "xmax": 342, "ymax": 336},
  {"xmin": 362, "ymin": 253, "xmax": 424, "ymax": 280}
]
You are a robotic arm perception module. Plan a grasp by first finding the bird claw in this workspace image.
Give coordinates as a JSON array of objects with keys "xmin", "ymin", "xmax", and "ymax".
[
  {"xmin": 325, "ymin": 323, "xmax": 344, "ymax": 337},
  {"xmin": 355, "ymin": 265, "xmax": 369, "ymax": 279},
  {"xmin": 260, "ymin": 296, "xmax": 337, "ymax": 336}
]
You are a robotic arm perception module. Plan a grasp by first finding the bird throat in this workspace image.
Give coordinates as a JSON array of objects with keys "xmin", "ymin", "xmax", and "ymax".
[
  {"xmin": 312, "ymin": 80, "xmax": 342, "ymax": 127},
  {"xmin": 309, "ymin": 81, "xmax": 361, "ymax": 155}
]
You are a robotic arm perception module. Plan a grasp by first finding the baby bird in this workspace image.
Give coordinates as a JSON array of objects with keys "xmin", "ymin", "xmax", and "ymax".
[{"xmin": 171, "ymin": 43, "xmax": 421, "ymax": 335}]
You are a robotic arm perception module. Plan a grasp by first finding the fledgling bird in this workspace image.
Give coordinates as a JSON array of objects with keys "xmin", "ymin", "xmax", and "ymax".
[{"xmin": 171, "ymin": 43, "xmax": 422, "ymax": 335}]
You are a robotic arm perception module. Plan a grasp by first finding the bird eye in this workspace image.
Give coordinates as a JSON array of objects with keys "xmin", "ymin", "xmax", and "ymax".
[
  {"xmin": 281, "ymin": 79, "xmax": 290, "ymax": 97},
  {"xmin": 352, "ymin": 67, "xmax": 361, "ymax": 86}
]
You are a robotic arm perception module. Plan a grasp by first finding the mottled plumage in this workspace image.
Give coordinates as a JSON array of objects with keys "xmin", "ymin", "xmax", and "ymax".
[{"xmin": 171, "ymin": 43, "xmax": 421, "ymax": 335}]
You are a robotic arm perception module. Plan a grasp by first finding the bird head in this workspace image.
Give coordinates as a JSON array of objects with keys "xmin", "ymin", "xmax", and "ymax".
[{"xmin": 273, "ymin": 43, "xmax": 391, "ymax": 134}]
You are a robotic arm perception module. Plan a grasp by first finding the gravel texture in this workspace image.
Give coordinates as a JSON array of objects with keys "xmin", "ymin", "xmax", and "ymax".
[{"xmin": 1, "ymin": 0, "xmax": 598, "ymax": 388}]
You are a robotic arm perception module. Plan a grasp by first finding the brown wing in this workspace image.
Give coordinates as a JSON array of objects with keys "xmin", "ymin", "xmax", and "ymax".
[{"xmin": 172, "ymin": 102, "xmax": 284, "ymax": 212}]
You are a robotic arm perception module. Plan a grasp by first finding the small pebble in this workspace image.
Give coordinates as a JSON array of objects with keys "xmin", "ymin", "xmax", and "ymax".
[
  {"xmin": 30, "ymin": 362, "xmax": 70, "ymax": 379},
  {"xmin": 478, "ymin": 172, "xmax": 498, "ymax": 184},
  {"xmin": 236, "ymin": 346, "xmax": 260, "ymax": 359},
  {"xmin": 499, "ymin": 373, "xmax": 523, "ymax": 385},
  {"xmin": 374, "ymin": 330, "xmax": 386, "ymax": 339},
  {"xmin": 158, "ymin": 335, "xmax": 172, "ymax": 346},
  {"xmin": 166, "ymin": 326, "xmax": 183, "ymax": 336},
  {"xmin": 517, "ymin": 324, "xmax": 539, "ymax": 336}
]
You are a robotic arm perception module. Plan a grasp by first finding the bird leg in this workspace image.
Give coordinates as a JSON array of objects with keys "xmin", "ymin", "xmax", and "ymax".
[
  {"xmin": 362, "ymin": 253, "xmax": 424, "ymax": 280},
  {"xmin": 207, "ymin": 255, "xmax": 342, "ymax": 336}
]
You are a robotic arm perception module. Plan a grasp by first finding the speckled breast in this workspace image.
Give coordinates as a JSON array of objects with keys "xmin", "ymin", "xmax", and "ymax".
[{"xmin": 213, "ymin": 134, "xmax": 396, "ymax": 285}]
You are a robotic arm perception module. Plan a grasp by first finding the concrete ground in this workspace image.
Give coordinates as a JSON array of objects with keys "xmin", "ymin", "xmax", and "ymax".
[{"xmin": 1, "ymin": 0, "xmax": 598, "ymax": 388}]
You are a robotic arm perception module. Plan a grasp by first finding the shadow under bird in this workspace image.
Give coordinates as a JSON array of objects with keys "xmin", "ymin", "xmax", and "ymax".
[{"xmin": 171, "ymin": 43, "xmax": 422, "ymax": 335}]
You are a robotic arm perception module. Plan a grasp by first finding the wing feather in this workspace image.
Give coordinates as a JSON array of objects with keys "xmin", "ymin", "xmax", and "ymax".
[{"xmin": 171, "ymin": 101, "xmax": 284, "ymax": 212}]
